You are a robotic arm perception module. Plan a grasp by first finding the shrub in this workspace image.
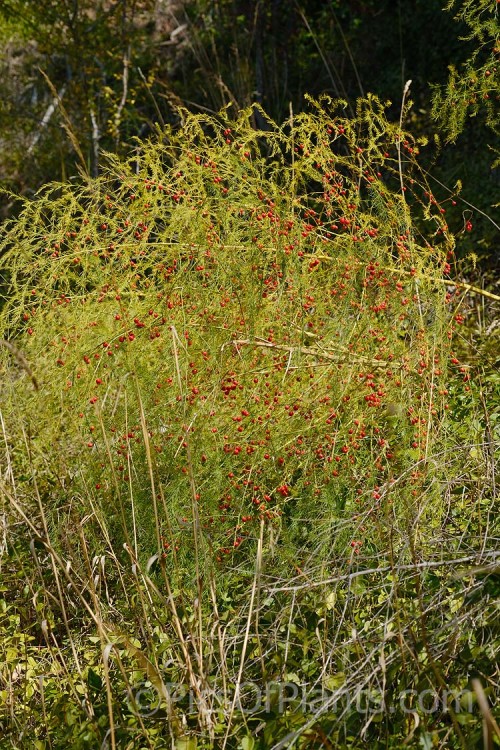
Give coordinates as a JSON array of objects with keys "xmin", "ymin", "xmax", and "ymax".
[{"xmin": 0, "ymin": 97, "xmax": 495, "ymax": 748}]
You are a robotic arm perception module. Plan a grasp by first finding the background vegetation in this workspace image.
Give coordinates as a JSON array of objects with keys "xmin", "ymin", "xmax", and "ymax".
[{"xmin": 0, "ymin": 1, "xmax": 498, "ymax": 748}]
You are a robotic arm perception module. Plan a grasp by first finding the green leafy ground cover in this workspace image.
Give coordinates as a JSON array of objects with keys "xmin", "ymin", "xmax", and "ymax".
[{"xmin": 0, "ymin": 98, "xmax": 498, "ymax": 748}]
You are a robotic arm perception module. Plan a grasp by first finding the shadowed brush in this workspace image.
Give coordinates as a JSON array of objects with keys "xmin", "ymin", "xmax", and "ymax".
[{"xmin": 0, "ymin": 339, "xmax": 39, "ymax": 391}]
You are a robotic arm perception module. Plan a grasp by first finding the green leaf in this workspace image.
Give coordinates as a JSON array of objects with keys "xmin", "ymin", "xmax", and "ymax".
[
  {"xmin": 323, "ymin": 672, "xmax": 346, "ymax": 690},
  {"xmin": 87, "ymin": 667, "xmax": 102, "ymax": 690},
  {"xmin": 175, "ymin": 737, "xmax": 197, "ymax": 750}
]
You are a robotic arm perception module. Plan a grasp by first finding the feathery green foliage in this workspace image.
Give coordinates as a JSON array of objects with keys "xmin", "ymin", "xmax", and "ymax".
[
  {"xmin": 432, "ymin": 0, "xmax": 499, "ymax": 152},
  {"xmin": 0, "ymin": 99, "xmax": 497, "ymax": 749},
  {"xmin": 0, "ymin": 97, "xmax": 455, "ymax": 569}
]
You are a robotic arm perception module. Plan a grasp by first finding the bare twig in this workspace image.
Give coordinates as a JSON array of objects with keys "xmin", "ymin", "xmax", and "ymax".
[
  {"xmin": 472, "ymin": 678, "xmax": 500, "ymax": 747},
  {"xmin": 312, "ymin": 253, "xmax": 500, "ymax": 302},
  {"xmin": 229, "ymin": 337, "xmax": 403, "ymax": 368},
  {"xmin": 39, "ymin": 69, "xmax": 88, "ymax": 174},
  {"xmin": 266, "ymin": 552, "xmax": 500, "ymax": 595},
  {"xmin": 89, "ymin": 107, "xmax": 100, "ymax": 177},
  {"xmin": 28, "ymin": 84, "xmax": 67, "ymax": 154},
  {"xmin": 114, "ymin": 48, "xmax": 130, "ymax": 147},
  {"xmin": 397, "ymin": 80, "xmax": 412, "ymax": 201},
  {"xmin": 0, "ymin": 339, "xmax": 38, "ymax": 390}
]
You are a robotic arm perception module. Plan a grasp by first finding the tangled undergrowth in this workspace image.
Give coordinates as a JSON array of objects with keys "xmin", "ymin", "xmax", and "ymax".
[{"xmin": 0, "ymin": 97, "xmax": 498, "ymax": 749}]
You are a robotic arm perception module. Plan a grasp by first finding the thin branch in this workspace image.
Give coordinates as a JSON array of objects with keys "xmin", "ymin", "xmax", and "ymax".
[
  {"xmin": 472, "ymin": 678, "xmax": 500, "ymax": 744},
  {"xmin": 28, "ymin": 84, "xmax": 67, "ymax": 154},
  {"xmin": 397, "ymin": 79, "xmax": 412, "ymax": 201},
  {"xmin": 312, "ymin": 253, "xmax": 500, "ymax": 302},
  {"xmin": 266, "ymin": 551, "xmax": 500, "ymax": 595},
  {"xmin": 229, "ymin": 337, "xmax": 403, "ymax": 368},
  {"xmin": 114, "ymin": 47, "xmax": 130, "ymax": 148},
  {"xmin": 89, "ymin": 108, "xmax": 100, "ymax": 178},
  {"xmin": 0, "ymin": 339, "xmax": 39, "ymax": 390},
  {"xmin": 423, "ymin": 169, "xmax": 500, "ymax": 233},
  {"xmin": 39, "ymin": 69, "xmax": 88, "ymax": 175}
]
